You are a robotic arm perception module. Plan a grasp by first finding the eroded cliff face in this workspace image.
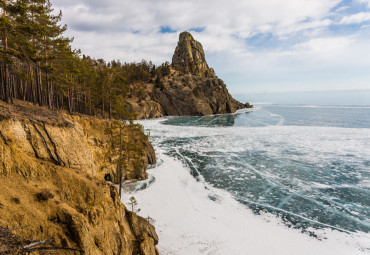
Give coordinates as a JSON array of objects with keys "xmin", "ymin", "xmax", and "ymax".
[
  {"xmin": 152, "ymin": 73, "xmax": 243, "ymax": 116},
  {"xmin": 0, "ymin": 101, "xmax": 159, "ymax": 254}
]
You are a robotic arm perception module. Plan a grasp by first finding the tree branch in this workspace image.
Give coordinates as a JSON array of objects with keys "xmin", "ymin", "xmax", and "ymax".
[
  {"xmin": 9, "ymin": 225, "xmax": 30, "ymax": 231},
  {"xmin": 23, "ymin": 239, "xmax": 54, "ymax": 249}
]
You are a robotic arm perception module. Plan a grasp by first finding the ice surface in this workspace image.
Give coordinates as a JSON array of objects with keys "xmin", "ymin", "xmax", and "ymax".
[
  {"xmin": 123, "ymin": 106, "xmax": 370, "ymax": 254},
  {"xmin": 123, "ymin": 152, "xmax": 370, "ymax": 255}
]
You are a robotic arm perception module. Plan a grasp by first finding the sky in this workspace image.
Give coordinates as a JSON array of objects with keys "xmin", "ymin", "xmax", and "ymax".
[{"xmin": 51, "ymin": 0, "xmax": 370, "ymax": 94}]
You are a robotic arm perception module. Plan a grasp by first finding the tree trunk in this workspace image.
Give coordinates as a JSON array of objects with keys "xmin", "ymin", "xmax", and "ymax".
[
  {"xmin": 36, "ymin": 64, "xmax": 43, "ymax": 106},
  {"xmin": 89, "ymin": 89, "xmax": 92, "ymax": 116},
  {"xmin": 22, "ymin": 77, "xmax": 25, "ymax": 101},
  {"xmin": 68, "ymin": 87, "xmax": 73, "ymax": 113},
  {"xmin": 47, "ymin": 79, "xmax": 53, "ymax": 110},
  {"xmin": 102, "ymin": 95, "xmax": 105, "ymax": 119},
  {"xmin": 0, "ymin": 63, "xmax": 4, "ymax": 100},
  {"xmin": 2, "ymin": 0, "xmax": 11, "ymax": 103},
  {"xmin": 109, "ymin": 101, "xmax": 112, "ymax": 119},
  {"xmin": 118, "ymin": 161, "xmax": 122, "ymax": 199}
]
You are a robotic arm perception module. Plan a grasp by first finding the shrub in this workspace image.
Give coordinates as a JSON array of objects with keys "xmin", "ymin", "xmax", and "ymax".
[
  {"xmin": 35, "ymin": 190, "xmax": 54, "ymax": 202},
  {"xmin": 11, "ymin": 197, "xmax": 20, "ymax": 204}
]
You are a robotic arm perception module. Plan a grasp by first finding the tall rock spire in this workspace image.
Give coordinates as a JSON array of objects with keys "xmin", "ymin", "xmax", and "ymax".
[{"xmin": 172, "ymin": 32, "xmax": 215, "ymax": 78}]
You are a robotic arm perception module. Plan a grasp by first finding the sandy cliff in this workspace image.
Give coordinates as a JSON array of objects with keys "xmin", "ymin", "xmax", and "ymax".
[{"xmin": 0, "ymin": 100, "xmax": 159, "ymax": 254}]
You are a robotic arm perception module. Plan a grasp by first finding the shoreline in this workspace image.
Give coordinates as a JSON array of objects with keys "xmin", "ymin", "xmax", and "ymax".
[{"xmin": 123, "ymin": 149, "xmax": 369, "ymax": 255}]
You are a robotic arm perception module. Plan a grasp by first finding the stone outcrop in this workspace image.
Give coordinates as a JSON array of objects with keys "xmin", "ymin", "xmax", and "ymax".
[
  {"xmin": 172, "ymin": 32, "xmax": 215, "ymax": 78},
  {"xmin": 125, "ymin": 98, "xmax": 164, "ymax": 120},
  {"xmin": 126, "ymin": 32, "xmax": 247, "ymax": 119},
  {"xmin": 0, "ymin": 100, "xmax": 159, "ymax": 254},
  {"xmin": 152, "ymin": 74, "xmax": 244, "ymax": 116},
  {"xmin": 152, "ymin": 32, "xmax": 245, "ymax": 116}
]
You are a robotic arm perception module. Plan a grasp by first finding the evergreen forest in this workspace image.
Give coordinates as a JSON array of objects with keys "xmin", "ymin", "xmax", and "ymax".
[{"xmin": 0, "ymin": 0, "xmax": 171, "ymax": 119}]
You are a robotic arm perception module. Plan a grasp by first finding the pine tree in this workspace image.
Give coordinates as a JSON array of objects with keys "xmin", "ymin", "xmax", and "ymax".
[
  {"xmin": 128, "ymin": 196, "xmax": 140, "ymax": 213},
  {"xmin": 0, "ymin": 0, "xmax": 167, "ymax": 119},
  {"xmin": 105, "ymin": 120, "xmax": 147, "ymax": 199},
  {"xmin": 106, "ymin": 120, "xmax": 127, "ymax": 199},
  {"xmin": 1, "ymin": 0, "xmax": 12, "ymax": 103}
]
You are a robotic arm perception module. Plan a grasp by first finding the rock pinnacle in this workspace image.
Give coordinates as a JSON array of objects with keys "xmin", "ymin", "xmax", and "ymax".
[{"xmin": 172, "ymin": 31, "xmax": 215, "ymax": 78}]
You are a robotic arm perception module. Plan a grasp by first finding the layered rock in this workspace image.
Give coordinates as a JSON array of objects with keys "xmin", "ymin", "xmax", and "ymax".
[
  {"xmin": 0, "ymin": 100, "xmax": 158, "ymax": 254},
  {"xmin": 172, "ymin": 31, "xmax": 215, "ymax": 78}
]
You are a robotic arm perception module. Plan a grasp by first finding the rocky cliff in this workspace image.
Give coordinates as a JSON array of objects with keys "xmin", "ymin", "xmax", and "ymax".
[
  {"xmin": 0, "ymin": 100, "xmax": 159, "ymax": 254},
  {"xmin": 152, "ymin": 73, "xmax": 243, "ymax": 116},
  {"xmin": 172, "ymin": 32, "xmax": 215, "ymax": 78},
  {"xmin": 126, "ymin": 31, "xmax": 248, "ymax": 119}
]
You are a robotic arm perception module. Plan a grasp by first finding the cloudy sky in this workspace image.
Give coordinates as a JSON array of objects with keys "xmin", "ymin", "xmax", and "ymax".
[{"xmin": 51, "ymin": 0, "xmax": 370, "ymax": 94}]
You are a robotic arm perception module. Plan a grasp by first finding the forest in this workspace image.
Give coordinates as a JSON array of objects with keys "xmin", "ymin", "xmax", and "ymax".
[{"xmin": 0, "ymin": 0, "xmax": 171, "ymax": 120}]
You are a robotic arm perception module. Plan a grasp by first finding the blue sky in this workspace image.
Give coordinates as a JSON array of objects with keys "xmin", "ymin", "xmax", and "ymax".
[{"xmin": 52, "ymin": 0, "xmax": 370, "ymax": 94}]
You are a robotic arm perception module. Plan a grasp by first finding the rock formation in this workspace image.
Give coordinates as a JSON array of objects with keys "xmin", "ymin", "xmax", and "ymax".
[
  {"xmin": 126, "ymin": 31, "xmax": 246, "ymax": 119},
  {"xmin": 152, "ymin": 32, "xmax": 244, "ymax": 116},
  {"xmin": 152, "ymin": 74, "xmax": 244, "ymax": 116},
  {"xmin": 125, "ymin": 98, "xmax": 164, "ymax": 120},
  {"xmin": 0, "ymin": 100, "xmax": 159, "ymax": 254},
  {"xmin": 172, "ymin": 32, "xmax": 215, "ymax": 78}
]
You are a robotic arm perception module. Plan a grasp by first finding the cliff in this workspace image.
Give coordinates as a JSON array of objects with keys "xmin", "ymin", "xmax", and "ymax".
[
  {"xmin": 0, "ymin": 100, "xmax": 159, "ymax": 254},
  {"xmin": 151, "ymin": 72, "xmax": 244, "ymax": 116},
  {"xmin": 172, "ymin": 32, "xmax": 215, "ymax": 78},
  {"xmin": 126, "ymin": 31, "xmax": 248, "ymax": 119}
]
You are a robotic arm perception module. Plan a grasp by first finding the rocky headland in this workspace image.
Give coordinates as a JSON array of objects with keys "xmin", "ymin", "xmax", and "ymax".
[
  {"xmin": 126, "ymin": 32, "xmax": 249, "ymax": 119},
  {"xmin": 0, "ymin": 100, "xmax": 159, "ymax": 254}
]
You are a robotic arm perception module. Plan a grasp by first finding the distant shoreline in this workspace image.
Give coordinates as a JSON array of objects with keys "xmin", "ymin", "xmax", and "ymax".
[{"xmin": 233, "ymin": 89, "xmax": 370, "ymax": 106}]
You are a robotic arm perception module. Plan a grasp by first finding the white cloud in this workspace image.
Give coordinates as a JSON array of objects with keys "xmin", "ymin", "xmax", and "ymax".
[
  {"xmin": 208, "ymin": 32, "xmax": 370, "ymax": 93},
  {"xmin": 52, "ymin": 0, "xmax": 341, "ymax": 60},
  {"xmin": 335, "ymin": 6, "xmax": 350, "ymax": 12},
  {"xmin": 50, "ymin": 0, "xmax": 370, "ymax": 92},
  {"xmin": 293, "ymin": 36, "xmax": 355, "ymax": 56},
  {"xmin": 339, "ymin": 12, "xmax": 370, "ymax": 24}
]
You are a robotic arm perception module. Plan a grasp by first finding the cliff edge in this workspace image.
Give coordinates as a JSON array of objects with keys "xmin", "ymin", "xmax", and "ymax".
[{"xmin": 0, "ymin": 100, "xmax": 159, "ymax": 254}]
